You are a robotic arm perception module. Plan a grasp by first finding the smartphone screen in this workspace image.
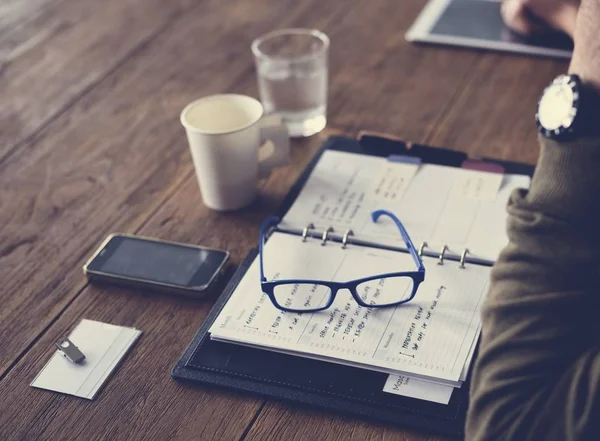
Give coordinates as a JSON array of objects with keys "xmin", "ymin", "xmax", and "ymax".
[{"xmin": 85, "ymin": 235, "xmax": 229, "ymax": 291}]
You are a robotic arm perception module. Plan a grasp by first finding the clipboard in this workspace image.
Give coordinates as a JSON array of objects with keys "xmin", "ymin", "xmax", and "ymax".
[{"xmin": 172, "ymin": 133, "xmax": 535, "ymax": 437}]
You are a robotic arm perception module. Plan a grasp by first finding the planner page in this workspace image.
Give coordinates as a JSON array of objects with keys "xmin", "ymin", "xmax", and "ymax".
[
  {"xmin": 279, "ymin": 150, "xmax": 531, "ymax": 263},
  {"xmin": 210, "ymin": 232, "xmax": 490, "ymax": 384}
]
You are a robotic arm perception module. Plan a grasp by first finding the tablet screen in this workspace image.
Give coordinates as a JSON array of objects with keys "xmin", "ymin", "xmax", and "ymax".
[{"xmin": 408, "ymin": 0, "xmax": 572, "ymax": 58}]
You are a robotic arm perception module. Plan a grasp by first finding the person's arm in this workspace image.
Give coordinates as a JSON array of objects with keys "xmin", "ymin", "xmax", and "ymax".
[
  {"xmin": 466, "ymin": 136, "xmax": 600, "ymax": 441},
  {"xmin": 466, "ymin": 2, "xmax": 600, "ymax": 440}
]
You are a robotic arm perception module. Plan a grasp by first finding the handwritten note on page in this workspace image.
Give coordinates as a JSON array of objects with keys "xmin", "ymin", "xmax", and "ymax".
[
  {"xmin": 281, "ymin": 151, "xmax": 420, "ymax": 235},
  {"xmin": 210, "ymin": 232, "xmax": 490, "ymax": 384},
  {"xmin": 449, "ymin": 169, "xmax": 503, "ymax": 201},
  {"xmin": 370, "ymin": 162, "xmax": 418, "ymax": 203},
  {"xmin": 382, "ymin": 329, "xmax": 479, "ymax": 403}
]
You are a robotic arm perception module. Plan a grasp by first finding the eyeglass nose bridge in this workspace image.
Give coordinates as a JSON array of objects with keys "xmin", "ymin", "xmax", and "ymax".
[
  {"xmin": 327, "ymin": 282, "xmax": 365, "ymax": 306},
  {"xmin": 313, "ymin": 282, "xmax": 357, "ymax": 309}
]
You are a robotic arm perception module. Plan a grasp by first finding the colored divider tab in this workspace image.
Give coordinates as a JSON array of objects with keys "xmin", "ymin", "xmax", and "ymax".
[
  {"xmin": 387, "ymin": 154, "xmax": 422, "ymax": 165},
  {"xmin": 461, "ymin": 159, "xmax": 504, "ymax": 174}
]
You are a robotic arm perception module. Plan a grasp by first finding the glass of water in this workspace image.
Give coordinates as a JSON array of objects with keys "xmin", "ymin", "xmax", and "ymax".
[{"xmin": 252, "ymin": 28, "xmax": 329, "ymax": 137}]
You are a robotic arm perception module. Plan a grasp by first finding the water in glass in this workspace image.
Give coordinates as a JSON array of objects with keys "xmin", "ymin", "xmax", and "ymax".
[
  {"xmin": 253, "ymin": 29, "xmax": 329, "ymax": 137},
  {"xmin": 257, "ymin": 63, "xmax": 327, "ymax": 137}
]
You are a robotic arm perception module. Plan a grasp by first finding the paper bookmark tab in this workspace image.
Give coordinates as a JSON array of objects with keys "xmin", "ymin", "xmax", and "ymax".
[{"xmin": 383, "ymin": 374, "xmax": 456, "ymax": 404}]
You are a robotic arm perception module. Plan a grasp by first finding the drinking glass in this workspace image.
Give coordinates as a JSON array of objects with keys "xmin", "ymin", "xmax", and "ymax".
[{"xmin": 252, "ymin": 28, "xmax": 329, "ymax": 137}]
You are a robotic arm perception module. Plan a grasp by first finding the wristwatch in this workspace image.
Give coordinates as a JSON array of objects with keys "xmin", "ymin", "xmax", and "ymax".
[{"xmin": 536, "ymin": 74, "xmax": 599, "ymax": 141}]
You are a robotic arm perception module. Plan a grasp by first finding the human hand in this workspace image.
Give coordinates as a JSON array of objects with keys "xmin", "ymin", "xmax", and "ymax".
[
  {"xmin": 569, "ymin": 0, "xmax": 600, "ymax": 91},
  {"xmin": 501, "ymin": 0, "xmax": 580, "ymax": 38}
]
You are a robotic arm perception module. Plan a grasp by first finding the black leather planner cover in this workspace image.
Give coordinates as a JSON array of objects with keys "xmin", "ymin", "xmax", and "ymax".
[{"xmin": 173, "ymin": 135, "xmax": 535, "ymax": 438}]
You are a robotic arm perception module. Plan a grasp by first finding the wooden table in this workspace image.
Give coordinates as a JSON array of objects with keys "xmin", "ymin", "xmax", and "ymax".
[{"xmin": 0, "ymin": 1, "xmax": 568, "ymax": 440}]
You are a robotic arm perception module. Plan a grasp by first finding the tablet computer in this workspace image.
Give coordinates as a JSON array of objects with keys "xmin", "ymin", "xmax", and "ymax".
[{"xmin": 406, "ymin": 0, "xmax": 572, "ymax": 59}]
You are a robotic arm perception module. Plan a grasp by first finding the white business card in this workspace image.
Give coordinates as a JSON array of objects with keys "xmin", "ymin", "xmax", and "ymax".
[{"xmin": 31, "ymin": 319, "xmax": 141, "ymax": 399}]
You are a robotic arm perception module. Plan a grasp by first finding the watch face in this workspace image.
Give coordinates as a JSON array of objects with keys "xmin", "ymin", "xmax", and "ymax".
[{"xmin": 537, "ymin": 75, "xmax": 578, "ymax": 135}]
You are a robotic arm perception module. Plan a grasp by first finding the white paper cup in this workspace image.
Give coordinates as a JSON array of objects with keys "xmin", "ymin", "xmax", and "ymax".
[{"xmin": 181, "ymin": 94, "xmax": 289, "ymax": 211}]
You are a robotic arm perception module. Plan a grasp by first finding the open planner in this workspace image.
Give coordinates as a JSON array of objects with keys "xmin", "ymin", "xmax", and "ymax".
[{"xmin": 173, "ymin": 133, "xmax": 534, "ymax": 437}]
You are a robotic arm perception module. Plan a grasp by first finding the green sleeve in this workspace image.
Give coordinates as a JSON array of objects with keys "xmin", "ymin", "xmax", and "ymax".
[{"xmin": 465, "ymin": 137, "xmax": 600, "ymax": 441}]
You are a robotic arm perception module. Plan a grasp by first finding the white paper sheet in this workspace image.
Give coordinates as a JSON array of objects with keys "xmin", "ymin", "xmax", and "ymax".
[
  {"xmin": 210, "ymin": 232, "xmax": 490, "ymax": 384},
  {"xmin": 280, "ymin": 150, "xmax": 530, "ymax": 263}
]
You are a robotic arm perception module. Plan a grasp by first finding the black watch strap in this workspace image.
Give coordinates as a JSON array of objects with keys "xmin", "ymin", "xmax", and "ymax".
[{"xmin": 576, "ymin": 78, "xmax": 600, "ymax": 138}]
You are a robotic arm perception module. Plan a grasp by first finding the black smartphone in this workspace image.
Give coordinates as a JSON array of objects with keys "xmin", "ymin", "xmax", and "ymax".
[{"xmin": 83, "ymin": 233, "xmax": 230, "ymax": 297}]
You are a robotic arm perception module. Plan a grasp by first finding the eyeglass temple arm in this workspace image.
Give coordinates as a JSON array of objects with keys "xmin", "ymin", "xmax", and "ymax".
[
  {"xmin": 371, "ymin": 210, "xmax": 425, "ymax": 272},
  {"xmin": 259, "ymin": 216, "xmax": 281, "ymax": 282}
]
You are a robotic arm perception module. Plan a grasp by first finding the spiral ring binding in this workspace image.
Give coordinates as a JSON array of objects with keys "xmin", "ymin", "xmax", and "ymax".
[
  {"xmin": 341, "ymin": 229, "xmax": 354, "ymax": 249},
  {"xmin": 321, "ymin": 227, "xmax": 334, "ymax": 246},
  {"xmin": 301, "ymin": 223, "xmax": 315, "ymax": 242},
  {"xmin": 437, "ymin": 245, "xmax": 449, "ymax": 265},
  {"xmin": 459, "ymin": 248, "xmax": 470, "ymax": 269},
  {"xmin": 419, "ymin": 241, "xmax": 428, "ymax": 257}
]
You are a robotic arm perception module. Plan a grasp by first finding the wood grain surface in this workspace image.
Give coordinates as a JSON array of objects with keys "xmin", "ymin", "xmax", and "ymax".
[{"xmin": 0, "ymin": 0, "xmax": 568, "ymax": 439}]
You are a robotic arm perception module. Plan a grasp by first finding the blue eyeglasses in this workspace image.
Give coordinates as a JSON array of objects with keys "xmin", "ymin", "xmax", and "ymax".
[{"xmin": 258, "ymin": 210, "xmax": 425, "ymax": 313}]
